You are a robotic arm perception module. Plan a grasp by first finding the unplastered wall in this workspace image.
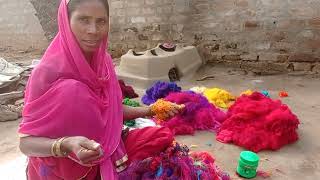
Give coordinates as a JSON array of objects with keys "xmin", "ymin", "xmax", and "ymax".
[
  {"xmin": 0, "ymin": 0, "xmax": 48, "ymax": 51},
  {"xmin": 108, "ymin": 0, "xmax": 320, "ymax": 74},
  {"xmin": 2, "ymin": 0, "xmax": 320, "ymax": 74}
]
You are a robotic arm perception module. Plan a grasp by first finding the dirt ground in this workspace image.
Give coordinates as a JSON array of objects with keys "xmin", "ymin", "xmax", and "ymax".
[{"xmin": 0, "ymin": 62, "xmax": 319, "ymax": 179}]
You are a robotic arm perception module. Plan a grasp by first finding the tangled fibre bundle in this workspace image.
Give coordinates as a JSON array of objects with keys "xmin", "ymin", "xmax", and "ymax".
[
  {"xmin": 119, "ymin": 142, "xmax": 230, "ymax": 180},
  {"xmin": 150, "ymin": 99, "xmax": 184, "ymax": 120},
  {"xmin": 155, "ymin": 91, "xmax": 226, "ymax": 135},
  {"xmin": 217, "ymin": 92, "xmax": 300, "ymax": 152},
  {"xmin": 142, "ymin": 81, "xmax": 182, "ymax": 105},
  {"xmin": 203, "ymin": 88, "xmax": 235, "ymax": 109},
  {"xmin": 119, "ymin": 80, "xmax": 139, "ymax": 99},
  {"xmin": 123, "ymin": 98, "xmax": 140, "ymax": 107}
]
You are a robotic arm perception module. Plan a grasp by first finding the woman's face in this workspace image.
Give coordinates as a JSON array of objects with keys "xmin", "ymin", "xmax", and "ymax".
[{"xmin": 69, "ymin": 0, "xmax": 109, "ymax": 54}]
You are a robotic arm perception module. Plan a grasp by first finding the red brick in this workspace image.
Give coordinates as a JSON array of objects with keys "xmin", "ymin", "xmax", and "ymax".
[
  {"xmin": 245, "ymin": 21, "xmax": 259, "ymax": 29},
  {"xmin": 308, "ymin": 18, "xmax": 320, "ymax": 28},
  {"xmin": 222, "ymin": 54, "xmax": 242, "ymax": 61},
  {"xmin": 258, "ymin": 53, "xmax": 278, "ymax": 61},
  {"xmin": 293, "ymin": 63, "xmax": 312, "ymax": 71},
  {"xmin": 211, "ymin": 0, "xmax": 235, "ymax": 12},
  {"xmin": 277, "ymin": 55, "xmax": 289, "ymax": 63},
  {"xmin": 240, "ymin": 62, "xmax": 288, "ymax": 75},
  {"xmin": 270, "ymin": 32, "xmax": 287, "ymax": 42},
  {"xmin": 271, "ymin": 42, "xmax": 293, "ymax": 54},
  {"xmin": 235, "ymin": 0, "xmax": 248, "ymax": 7},
  {"xmin": 240, "ymin": 53, "xmax": 259, "ymax": 61},
  {"xmin": 289, "ymin": 53, "xmax": 320, "ymax": 62},
  {"xmin": 277, "ymin": 20, "xmax": 306, "ymax": 29},
  {"xmin": 312, "ymin": 63, "xmax": 320, "ymax": 73},
  {"xmin": 304, "ymin": 39, "xmax": 320, "ymax": 50}
]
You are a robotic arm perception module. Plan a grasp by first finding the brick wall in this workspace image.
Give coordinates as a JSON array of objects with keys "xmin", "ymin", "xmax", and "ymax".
[
  {"xmin": 0, "ymin": 0, "xmax": 47, "ymax": 51},
  {"xmin": 108, "ymin": 0, "xmax": 320, "ymax": 74},
  {"xmin": 2, "ymin": 0, "xmax": 320, "ymax": 74}
]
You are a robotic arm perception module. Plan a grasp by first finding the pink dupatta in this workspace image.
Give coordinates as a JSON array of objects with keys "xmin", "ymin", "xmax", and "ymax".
[{"xmin": 19, "ymin": 0, "xmax": 126, "ymax": 179}]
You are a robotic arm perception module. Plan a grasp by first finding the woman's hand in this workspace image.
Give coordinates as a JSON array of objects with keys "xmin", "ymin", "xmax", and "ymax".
[
  {"xmin": 150, "ymin": 101, "xmax": 185, "ymax": 120},
  {"xmin": 162, "ymin": 103, "xmax": 185, "ymax": 119},
  {"xmin": 61, "ymin": 136, "xmax": 103, "ymax": 165}
]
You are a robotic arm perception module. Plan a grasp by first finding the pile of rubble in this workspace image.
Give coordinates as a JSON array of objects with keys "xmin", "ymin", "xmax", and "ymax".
[{"xmin": 0, "ymin": 58, "xmax": 38, "ymax": 122}]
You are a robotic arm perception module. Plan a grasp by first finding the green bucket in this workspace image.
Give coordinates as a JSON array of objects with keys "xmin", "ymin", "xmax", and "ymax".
[{"xmin": 236, "ymin": 151, "xmax": 260, "ymax": 179}]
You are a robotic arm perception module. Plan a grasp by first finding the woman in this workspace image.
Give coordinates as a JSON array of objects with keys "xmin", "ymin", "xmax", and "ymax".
[{"xmin": 18, "ymin": 0, "xmax": 180, "ymax": 179}]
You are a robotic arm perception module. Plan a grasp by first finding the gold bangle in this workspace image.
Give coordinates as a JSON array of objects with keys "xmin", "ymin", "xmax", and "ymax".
[
  {"xmin": 60, "ymin": 137, "xmax": 69, "ymax": 157},
  {"xmin": 55, "ymin": 139, "xmax": 62, "ymax": 157},
  {"xmin": 51, "ymin": 139, "xmax": 58, "ymax": 157},
  {"xmin": 56, "ymin": 137, "xmax": 69, "ymax": 157}
]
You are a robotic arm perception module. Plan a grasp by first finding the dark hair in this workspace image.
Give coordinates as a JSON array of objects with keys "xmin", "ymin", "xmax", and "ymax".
[{"xmin": 67, "ymin": 0, "xmax": 109, "ymax": 17}]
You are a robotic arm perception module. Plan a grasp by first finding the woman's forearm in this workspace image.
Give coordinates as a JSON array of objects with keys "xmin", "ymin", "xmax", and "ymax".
[
  {"xmin": 19, "ymin": 136, "xmax": 70, "ymax": 157},
  {"xmin": 19, "ymin": 136, "xmax": 56, "ymax": 157},
  {"xmin": 123, "ymin": 105, "xmax": 153, "ymax": 121}
]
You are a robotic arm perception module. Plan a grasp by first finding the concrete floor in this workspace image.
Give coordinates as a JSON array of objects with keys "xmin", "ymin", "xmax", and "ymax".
[{"xmin": 0, "ymin": 65, "xmax": 319, "ymax": 179}]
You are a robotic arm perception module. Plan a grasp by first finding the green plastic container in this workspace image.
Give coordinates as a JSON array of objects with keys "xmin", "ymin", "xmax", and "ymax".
[{"xmin": 236, "ymin": 151, "xmax": 260, "ymax": 179}]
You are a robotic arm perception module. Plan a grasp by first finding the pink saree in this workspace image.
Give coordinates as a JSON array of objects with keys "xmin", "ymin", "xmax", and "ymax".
[{"xmin": 18, "ymin": 0, "xmax": 126, "ymax": 179}]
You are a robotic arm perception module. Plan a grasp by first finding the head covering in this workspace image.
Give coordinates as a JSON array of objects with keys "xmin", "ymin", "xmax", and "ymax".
[{"xmin": 19, "ymin": 0, "xmax": 125, "ymax": 179}]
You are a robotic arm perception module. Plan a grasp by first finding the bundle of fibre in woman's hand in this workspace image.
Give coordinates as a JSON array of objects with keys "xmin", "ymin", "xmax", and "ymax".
[
  {"xmin": 150, "ymin": 99, "xmax": 184, "ymax": 120},
  {"xmin": 142, "ymin": 81, "xmax": 182, "ymax": 105},
  {"xmin": 217, "ymin": 92, "xmax": 300, "ymax": 152},
  {"xmin": 152, "ymin": 91, "xmax": 226, "ymax": 135},
  {"xmin": 119, "ymin": 142, "xmax": 230, "ymax": 180}
]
